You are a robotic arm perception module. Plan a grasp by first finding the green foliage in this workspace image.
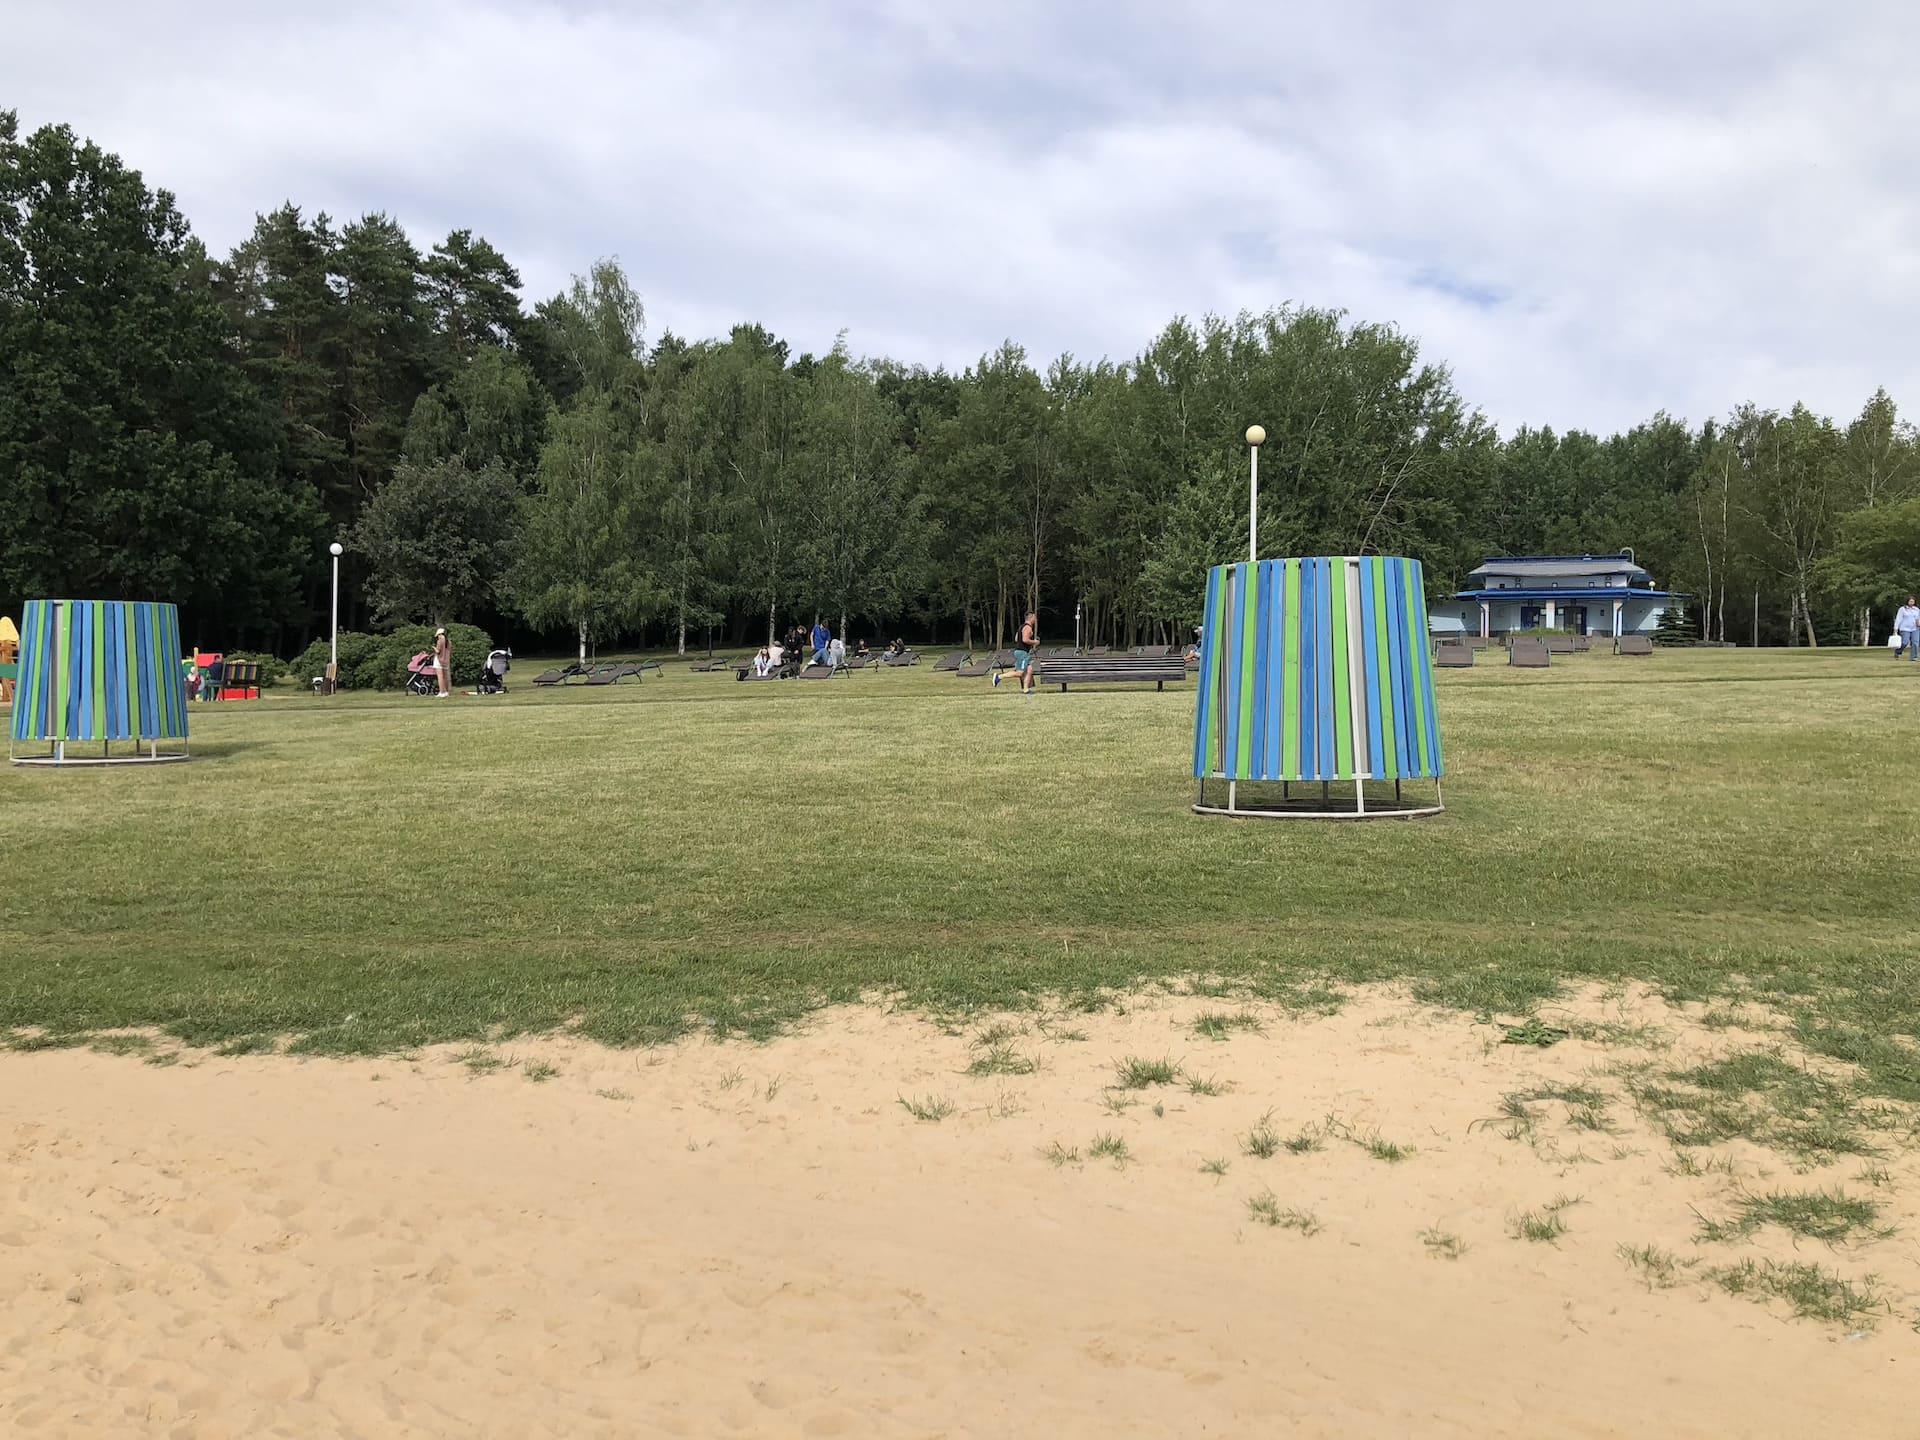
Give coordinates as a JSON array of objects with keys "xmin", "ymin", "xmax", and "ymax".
[
  {"xmin": 0, "ymin": 112, "xmax": 322, "ymax": 639},
  {"xmin": 8, "ymin": 108, "xmax": 1920, "ymax": 663},
  {"xmin": 1819, "ymin": 496, "xmax": 1920, "ymax": 617},
  {"xmin": 1653, "ymin": 602, "xmax": 1694, "ymax": 644},
  {"xmin": 512, "ymin": 395, "xmax": 664, "ymax": 656},
  {"xmin": 286, "ymin": 623, "xmax": 491, "ymax": 689},
  {"xmin": 351, "ymin": 458, "xmax": 520, "ymax": 624}
]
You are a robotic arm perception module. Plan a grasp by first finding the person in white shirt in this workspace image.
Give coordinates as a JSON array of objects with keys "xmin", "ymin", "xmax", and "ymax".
[{"xmin": 1895, "ymin": 597, "xmax": 1920, "ymax": 662}]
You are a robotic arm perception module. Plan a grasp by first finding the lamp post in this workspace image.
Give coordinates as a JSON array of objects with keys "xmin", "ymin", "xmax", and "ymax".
[
  {"xmin": 1244, "ymin": 425, "xmax": 1266, "ymax": 562},
  {"xmin": 1075, "ymin": 598, "xmax": 1083, "ymax": 654},
  {"xmin": 328, "ymin": 542, "xmax": 343, "ymax": 692}
]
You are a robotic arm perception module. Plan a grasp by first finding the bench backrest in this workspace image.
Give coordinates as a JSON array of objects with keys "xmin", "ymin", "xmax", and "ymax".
[
  {"xmin": 1616, "ymin": 634, "xmax": 1654, "ymax": 655},
  {"xmin": 1508, "ymin": 641, "xmax": 1550, "ymax": 668},
  {"xmin": 1434, "ymin": 645, "xmax": 1474, "ymax": 668},
  {"xmin": 1542, "ymin": 634, "xmax": 1577, "ymax": 653},
  {"xmin": 1044, "ymin": 655, "xmax": 1186, "ymax": 683}
]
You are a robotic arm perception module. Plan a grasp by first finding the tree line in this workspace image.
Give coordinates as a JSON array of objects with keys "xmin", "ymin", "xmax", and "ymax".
[{"xmin": 4, "ymin": 111, "xmax": 1917, "ymax": 658}]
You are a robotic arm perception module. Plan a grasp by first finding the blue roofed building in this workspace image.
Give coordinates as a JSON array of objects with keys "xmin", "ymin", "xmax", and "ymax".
[{"xmin": 1447, "ymin": 553, "xmax": 1681, "ymax": 639}]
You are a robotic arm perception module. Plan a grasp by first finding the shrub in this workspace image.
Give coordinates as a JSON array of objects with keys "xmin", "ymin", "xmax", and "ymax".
[
  {"xmin": 286, "ymin": 624, "xmax": 492, "ymax": 690},
  {"xmin": 288, "ymin": 631, "xmax": 389, "ymax": 691},
  {"xmin": 379, "ymin": 624, "xmax": 493, "ymax": 687}
]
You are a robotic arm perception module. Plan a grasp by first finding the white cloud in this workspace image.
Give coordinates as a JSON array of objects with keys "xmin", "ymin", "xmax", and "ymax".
[{"xmin": 6, "ymin": 0, "xmax": 1916, "ymax": 433}]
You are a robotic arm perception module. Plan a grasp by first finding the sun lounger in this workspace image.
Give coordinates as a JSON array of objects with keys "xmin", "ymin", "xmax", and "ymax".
[
  {"xmin": 1615, "ymin": 634, "xmax": 1654, "ymax": 656},
  {"xmin": 687, "ymin": 656, "xmax": 733, "ymax": 672},
  {"xmin": 881, "ymin": 650, "xmax": 918, "ymax": 666},
  {"xmin": 1434, "ymin": 643, "xmax": 1474, "ymax": 668},
  {"xmin": 1508, "ymin": 638, "xmax": 1550, "ymax": 668},
  {"xmin": 932, "ymin": 651, "xmax": 967, "ymax": 672},
  {"xmin": 1542, "ymin": 634, "xmax": 1577, "ymax": 654}
]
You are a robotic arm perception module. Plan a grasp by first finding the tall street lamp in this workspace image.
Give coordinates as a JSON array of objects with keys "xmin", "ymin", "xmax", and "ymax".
[
  {"xmin": 1075, "ymin": 598, "xmax": 1083, "ymax": 654},
  {"xmin": 1245, "ymin": 425, "xmax": 1266, "ymax": 562},
  {"xmin": 328, "ymin": 541, "xmax": 344, "ymax": 691}
]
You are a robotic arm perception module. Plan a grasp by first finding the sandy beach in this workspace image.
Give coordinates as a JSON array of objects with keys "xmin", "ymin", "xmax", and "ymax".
[{"xmin": 3, "ymin": 987, "xmax": 1913, "ymax": 1438}]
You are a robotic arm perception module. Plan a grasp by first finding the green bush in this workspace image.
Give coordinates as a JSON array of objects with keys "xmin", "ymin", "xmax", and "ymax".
[
  {"xmin": 287, "ymin": 631, "xmax": 390, "ymax": 691},
  {"xmin": 380, "ymin": 623, "xmax": 493, "ymax": 687},
  {"xmin": 286, "ymin": 624, "xmax": 492, "ymax": 690}
]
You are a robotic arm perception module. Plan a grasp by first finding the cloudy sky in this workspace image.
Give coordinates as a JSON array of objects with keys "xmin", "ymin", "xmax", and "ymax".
[{"xmin": 8, "ymin": 1, "xmax": 1916, "ymax": 432}]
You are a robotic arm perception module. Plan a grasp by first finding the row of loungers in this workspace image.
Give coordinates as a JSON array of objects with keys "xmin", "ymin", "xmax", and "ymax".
[
  {"xmin": 723, "ymin": 644, "xmax": 1192, "ymax": 683},
  {"xmin": 1435, "ymin": 635, "xmax": 1658, "ymax": 668},
  {"xmin": 530, "ymin": 659, "xmax": 661, "ymax": 686}
]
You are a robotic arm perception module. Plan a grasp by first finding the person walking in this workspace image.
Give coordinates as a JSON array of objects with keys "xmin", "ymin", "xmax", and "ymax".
[
  {"xmin": 433, "ymin": 627, "xmax": 453, "ymax": 697},
  {"xmin": 994, "ymin": 611, "xmax": 1041, "ymax": 695},
  {"xmin": 1895, "ymin": 596, "xmax": 1920, "ymax": 661}
]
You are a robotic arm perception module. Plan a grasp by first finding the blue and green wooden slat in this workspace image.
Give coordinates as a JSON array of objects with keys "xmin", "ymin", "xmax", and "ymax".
[
  {"xmin": 1192, "ymin": 557, "xmax": 1443, "ymax": 782},
  {"xmin": 10, "ymin": 600, "xmax": 190, "ymax": 745}
]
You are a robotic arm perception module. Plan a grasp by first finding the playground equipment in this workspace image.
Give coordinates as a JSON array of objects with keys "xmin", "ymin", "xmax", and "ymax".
[
  {"xmin": 1192, "ymin": 556, "xmax": 1444, "ymax": 818},
  {"xmin": 0, "ymin": 613, "xmax": 17, "ymax": 704},
  {"xmin": 9, "ymin": 600, "xmax": 191, "ymax": 765}
]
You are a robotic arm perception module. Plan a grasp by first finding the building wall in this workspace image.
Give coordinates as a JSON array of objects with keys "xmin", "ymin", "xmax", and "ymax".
[{"xmin": 1446, "ymin": 600, "xmax": 1668, "ymax": 636}]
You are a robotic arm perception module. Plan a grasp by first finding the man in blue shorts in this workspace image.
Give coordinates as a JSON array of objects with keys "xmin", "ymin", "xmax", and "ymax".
[{"xmin": 994, "ymin": 611, "xmax": 1040, "ymax": 695}]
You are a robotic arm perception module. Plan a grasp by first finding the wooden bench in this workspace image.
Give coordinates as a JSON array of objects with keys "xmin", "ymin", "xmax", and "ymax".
[
  {"xmin": 1040, "ymin": 654, "xmax": 1187, "ymax": 692},
  {"xmin": 218, "ymin": 659, "xmax": 261, "ymax": 699}
]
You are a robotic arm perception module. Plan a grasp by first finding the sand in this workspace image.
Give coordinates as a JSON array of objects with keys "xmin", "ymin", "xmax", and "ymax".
[{"xmin": 2, "ymin": 987, "xmax": 1914, "ymax": 1438}]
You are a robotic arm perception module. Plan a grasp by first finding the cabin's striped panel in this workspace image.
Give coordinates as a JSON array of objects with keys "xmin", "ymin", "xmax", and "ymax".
[
  {"xmin": 1193, "ymin": 558, "xmax": 1443, "ymax": 782},
  {"xmin": 11, "ymin": 600, "xmax": 190, "ymax": 745}
]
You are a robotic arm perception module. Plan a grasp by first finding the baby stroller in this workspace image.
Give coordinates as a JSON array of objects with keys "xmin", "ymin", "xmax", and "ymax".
[
  {"xmin": 404, "ymin": 651, "xmax": 438, "ymax": 696},
  {"xmin": 475, "ymin": 648, "xmax": 512, "ymax": 694}
]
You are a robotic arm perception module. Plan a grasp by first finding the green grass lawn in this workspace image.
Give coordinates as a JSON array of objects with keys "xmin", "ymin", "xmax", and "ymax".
[{"xmin": 4, "ymin": 648, "xmax": 1918, "ymax": 1090}]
